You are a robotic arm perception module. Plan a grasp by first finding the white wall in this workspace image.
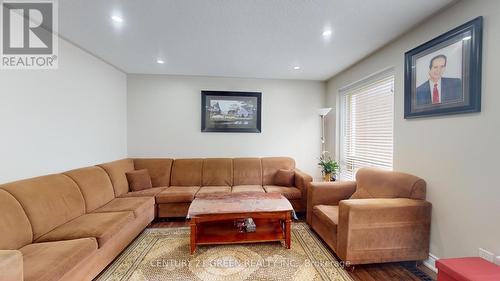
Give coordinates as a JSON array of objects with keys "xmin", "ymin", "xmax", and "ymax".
[
  {"xmin": 127, "ymin": 75, "xmax": 325, "ymax": 176},
  {"xmin": 326, "ymin": 0, "xmax": 500, "ymax": 262},
  {"xmin": 0, "ymin": 39, "xmax": 127, "ymax": 183}
]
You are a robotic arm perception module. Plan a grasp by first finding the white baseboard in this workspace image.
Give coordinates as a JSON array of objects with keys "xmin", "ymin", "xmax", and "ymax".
[{"xmin": 422, "ymin": 253, "xmax": 438, "ymax": 273}]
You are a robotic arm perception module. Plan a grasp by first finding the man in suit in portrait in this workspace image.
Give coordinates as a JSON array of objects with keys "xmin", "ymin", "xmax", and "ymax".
[{"xmin": 416, "ymin": 54, "xmax": 463, "ymax": 106}]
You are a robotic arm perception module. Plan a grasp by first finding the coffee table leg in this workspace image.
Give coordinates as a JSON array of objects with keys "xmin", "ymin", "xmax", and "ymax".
[
  {"xmin": 285, "ymin": 213, "xmax": 291, "ymax": 249},
  {"xmin": 190, "ymin": 220, "xmax": 197, "ymax": 254}
]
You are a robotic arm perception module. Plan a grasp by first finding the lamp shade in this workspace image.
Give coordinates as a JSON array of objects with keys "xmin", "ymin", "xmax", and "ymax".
[{"xmin": 318, "ymin": 107, "xmax": 332, "ymax": 116}]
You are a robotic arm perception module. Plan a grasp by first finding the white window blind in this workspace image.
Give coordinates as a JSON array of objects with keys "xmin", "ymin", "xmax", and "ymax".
[{"xmin": 339, "ymin": 72, "xmax": 394, "ymax": 180}]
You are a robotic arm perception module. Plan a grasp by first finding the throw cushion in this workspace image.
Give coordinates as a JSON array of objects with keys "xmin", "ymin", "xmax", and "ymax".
[
  {"xmin": 126, "ymin": 169, "xmax": 152, "ymax": 192},
  {"xmin": 273, "ymin": 169, "xmax": 295, "ymax": 187}
]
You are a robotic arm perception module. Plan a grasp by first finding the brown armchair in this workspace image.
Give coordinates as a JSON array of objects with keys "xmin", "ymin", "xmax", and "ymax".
[{"xmin": 307, "ymin": 168, "xmax": 431, "ymax": 265}]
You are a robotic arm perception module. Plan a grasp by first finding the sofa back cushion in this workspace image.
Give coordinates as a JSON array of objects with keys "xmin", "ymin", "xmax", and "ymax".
[
  {"xmin": 98, "ymin": 159, "xmax": 135, "ymax": 197},
  {"xmin": 261, "ymin": 157, "xmax": 296, "ymax": 185},
  {"xmin": 170, "ymin": 159, "xmax": 203, "ymax": 186},
  {"xmin": 1, "ymin": 174, "xmax": 85, "ymax": 240},
  {"xmin": 202, "ymin": 158, "xmax": 233, "ymax": 186},
  {"xmin": 352, "ymin": 168, "xmax": 426, "ymax": 200},
  {"xmin": 133, "ymin": 158, "xmax": 173, "ymax": 187},
  {"xmin": 64, "ymin": 166, "xmax": 115, "ymax": 212},
  {"xmin": 233, "ymin": 158, "xmax": 262, "ymax": 185},
  {"xmin": 0, "ymin": 189, "xmax": 33, "ymax": 249}
]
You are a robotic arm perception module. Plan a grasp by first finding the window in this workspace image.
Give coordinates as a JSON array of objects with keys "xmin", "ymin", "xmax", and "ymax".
[{"xmin": 339, "ymin": 71, "xmax": 394, "ymax": 180}]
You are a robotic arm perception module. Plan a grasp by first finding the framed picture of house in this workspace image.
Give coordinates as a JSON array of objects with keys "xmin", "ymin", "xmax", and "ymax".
[
  {"xmin": 404, "ymin": 16, "xmax": 482, "ymax": 119},
  {"xmin": 201, "ymin": 91, "xmax": 262, "ymax": 133}
]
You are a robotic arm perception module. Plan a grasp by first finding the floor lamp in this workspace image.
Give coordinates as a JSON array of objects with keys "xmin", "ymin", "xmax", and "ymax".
[{"xmin": 318, "ymin": 107, "xmax": 332, "ymax": 153}]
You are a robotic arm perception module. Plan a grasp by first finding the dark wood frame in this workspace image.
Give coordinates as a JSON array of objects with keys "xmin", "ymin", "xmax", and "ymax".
[
  {"xmin": 201, "ymin": 90, "xmax": 262, "ymax": 133},
  {"xmin": 189, "ymin": 211, "xmax": 292, "ymax": 254},
  {"xmin": 404, "ymin": 16, "xmax": 482, "ymax": 119}
]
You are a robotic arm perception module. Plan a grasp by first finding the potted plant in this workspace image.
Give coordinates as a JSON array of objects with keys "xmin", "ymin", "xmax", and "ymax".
[{"xmin": 318, "ymin": 151, "xmax": 339, "ymax": 182}]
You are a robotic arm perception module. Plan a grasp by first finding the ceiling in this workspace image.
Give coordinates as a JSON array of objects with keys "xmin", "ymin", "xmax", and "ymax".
[{"xmin": 59, "ymin": 0, "xmax": 454, "ymax": 80}]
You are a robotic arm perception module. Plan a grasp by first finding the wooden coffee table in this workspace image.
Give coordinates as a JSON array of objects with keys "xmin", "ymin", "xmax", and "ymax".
[{"xmin": 187, "ymin": 192, "xmax": 294, "ymax": 254}]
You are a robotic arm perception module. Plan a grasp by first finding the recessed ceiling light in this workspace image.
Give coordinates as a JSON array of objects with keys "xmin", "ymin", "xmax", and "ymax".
[
  {"xmin": 157, "ymin": 59, "xmax": 165, "ymax": 64},
  {"xmin": 293, "ymin": 66, "xmax": 301, "ymax": 70},
  {"xmin": 322, "ymin": 29, "xmax": 332, "ymax": 38},
  {"xmin": 111, "ymin": 15, "xmax": 123, "ymax": 23}
]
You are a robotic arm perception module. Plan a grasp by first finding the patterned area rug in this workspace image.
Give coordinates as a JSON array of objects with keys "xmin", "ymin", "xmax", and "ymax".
[{"xmin": 96, "ymin": 223, "xmax": 353, "ymax": 281}]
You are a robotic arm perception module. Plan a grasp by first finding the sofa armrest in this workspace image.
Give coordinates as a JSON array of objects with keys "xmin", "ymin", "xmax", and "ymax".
[
  {"xmin": 0, "ymin": 250, "xmax": 23, "ymax": 281},
  {"xmin": 336, "ymin": 198, "xmax": 432, "ymax": 262},
  {"xmin": 294, "ymin": 169, "xmax": 312, "ymax": 202},
  {"xmin": 306, "ymin": 181, "xmax": 356, "ymax": 224}
]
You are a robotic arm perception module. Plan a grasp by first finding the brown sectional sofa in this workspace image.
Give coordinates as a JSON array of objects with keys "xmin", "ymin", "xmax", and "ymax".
[
  {"xmin": 154, "ymin": 157, "xmax": 310, "ymax": 218},
  {"xmin": 0, "ymin": 166, "xmax": 155, "ymax": 281},
  {"xmin": 0, "ymin": 156, "xmax": 311, "ymax": 281}
]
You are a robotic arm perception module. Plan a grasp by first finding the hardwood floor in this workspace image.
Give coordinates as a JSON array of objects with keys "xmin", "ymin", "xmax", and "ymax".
[
  {"xmin": 151, "ymin": 218, "xmax": 188, "ymax": 228},
  {"xmin": 348, "ymin": 262, "xmax": 436, "ymax": 281},
  {"xmin": 150, "ymin": 218, "xmax": 436, "ymax": 281}
]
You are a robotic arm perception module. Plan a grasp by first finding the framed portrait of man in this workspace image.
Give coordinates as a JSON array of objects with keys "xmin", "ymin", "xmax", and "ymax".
[{"xmin": 404, "ymin": 17, "xmax": 482, "ymax": 118}]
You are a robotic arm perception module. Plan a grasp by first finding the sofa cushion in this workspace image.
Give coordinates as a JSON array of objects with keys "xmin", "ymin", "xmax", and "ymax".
[
  {"xmin": 312, "ymin": 205, "xmax": 339, "ymax": 231},
  {"xmin": 126, "ymin": 169, "xmax": 153, "ymax": 192},
  {"xmin": 119, "ymin": 186, "xmax": 167, "ymax": 198},
  {"xmin": 0, "ymin": 189, "xmax": 33, "ymax": 249},
  {"xmin": 196, "ymin": 186, "xmax": 232, "ymax": 197},
  {"xmin": 261, "ymin": 157, "xmax": 295, "ymax": 185},
  {"xmin": 274, "ymin": 169, "xmax": 295, "ymax": 187},
  {"xmin": 232, "ymin": 185, "xmax": 265, "ymax": 193},
  {"xmin": 64, "ymin": 166, "xmax": 115, "ymax": 212},
  {"xmin": 157, "ymin": 203, "xmax": 191, "ymax": 218},
  {"xmin": 311, "ymin": 205, "xmax": 339, "ymax": 249},
  {"xmin": 156, "ymin": 186, "xmax": 200, "ymax": 203},
  {"xmin": 233, "ymin": 158, "xmax": 262, "ymax": 185},
  {"xmin": 0, "ymin": 250, "xmax": 23, "ymax": 281},
  {"xmin": 92, "ymin": 197, "xmax": 154, "ymax": 218},
  {"xmin": 35, "ymin": 212, "xmax": 134, "ymax": 247},
  {"xmin": 202, "ymin": 158, "xmax": 233, "ymax": 186},
  {"xmin": 1, "ymin": 174, "xmax": 85, "ymax": 240},
  {"xmin": 20, "ymin": 238, "xmax": 97, "ymax": 281},
  {"xmin": 133, "ymin": 158, "xmax": 173, "ymax": 187},
  {"xmin": 98, "ymin": 159, "xmax": 135, "ymax": 197},
  {"xmin": 351, "ymin": 168, "xmax": 427, "ymax": 200},
  {"xmin": 263, "ymin": 185, "xmax": 302, "ymax": 200},
  {"xmin": 170, "ymin": 159, "xmax": 203, "ymax": 186}
]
